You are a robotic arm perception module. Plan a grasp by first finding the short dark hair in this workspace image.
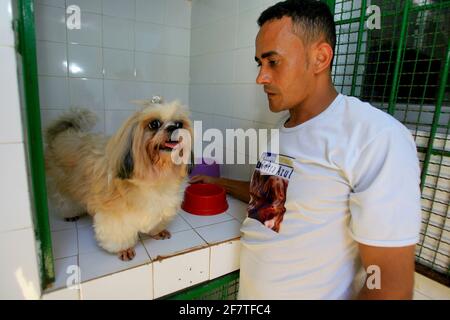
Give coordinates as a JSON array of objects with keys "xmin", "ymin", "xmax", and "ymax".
[{"xmin": 258, "ymin": 0, "xmax": 336, "ymax": 57}]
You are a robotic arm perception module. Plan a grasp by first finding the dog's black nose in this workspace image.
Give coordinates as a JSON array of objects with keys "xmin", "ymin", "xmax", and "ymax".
[{"xmin": 166, "ymin": 122, "xmax": 183, "ymax": 133}]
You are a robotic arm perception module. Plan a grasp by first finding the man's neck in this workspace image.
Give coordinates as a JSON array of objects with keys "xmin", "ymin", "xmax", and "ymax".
[{"xmin": 284, "ymin": 85, "xmax": 339, "ymax": 128}]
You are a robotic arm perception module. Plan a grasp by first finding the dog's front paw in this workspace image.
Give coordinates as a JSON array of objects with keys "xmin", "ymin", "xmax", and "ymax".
[
  {"xmin": 118, "ymin": 248, "xmax": 136, "ymax": 261},
  {"xmin": 150, "ymin": 230, "xmax": 171, "ymax": 240}
]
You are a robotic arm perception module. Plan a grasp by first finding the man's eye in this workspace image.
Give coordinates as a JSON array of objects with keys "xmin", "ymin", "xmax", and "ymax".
[
  {"xmin": 256, "ymin": 62, "xmax": 262, "ymax": 67},
  {"xmin": 269, "ymin": 60, "xmax": 278, "ymax": 66}
]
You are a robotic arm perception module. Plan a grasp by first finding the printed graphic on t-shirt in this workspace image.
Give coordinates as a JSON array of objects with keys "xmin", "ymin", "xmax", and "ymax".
[{"xmin": 248, "ymin": 152, "xmax": 294, "ymax": 232}]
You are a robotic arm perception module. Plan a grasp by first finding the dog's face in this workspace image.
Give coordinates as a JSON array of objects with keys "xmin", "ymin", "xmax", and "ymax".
[{"xmin": 107, "ymin": 100, "xmax": 193, "ymax": 181}]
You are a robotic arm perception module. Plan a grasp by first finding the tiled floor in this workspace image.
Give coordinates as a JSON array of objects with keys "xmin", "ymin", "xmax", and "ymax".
[{"xmin": 44, "ymin": 195, "xmax": 248, "ymax": 298}]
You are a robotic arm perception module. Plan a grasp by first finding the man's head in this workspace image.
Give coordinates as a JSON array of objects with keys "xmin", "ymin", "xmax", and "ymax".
[{"xmin": 255, "ymin": 0, "xmax": 336, "ymax": 112}]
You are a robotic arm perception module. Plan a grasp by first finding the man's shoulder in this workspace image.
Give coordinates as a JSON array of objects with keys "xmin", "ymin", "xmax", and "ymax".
[{"xmin": 340, "ymin": 94, "xmax": 409, "ymax": 138}]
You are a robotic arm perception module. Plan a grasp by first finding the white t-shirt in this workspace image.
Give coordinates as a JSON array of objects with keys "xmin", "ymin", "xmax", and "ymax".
[{"xmin": 238, "ymin": 94, "xmax": 422, "ymax": 300}]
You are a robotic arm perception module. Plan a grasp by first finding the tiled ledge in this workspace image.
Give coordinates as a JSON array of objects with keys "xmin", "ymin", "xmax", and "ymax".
[
  {"xmin": 41, "ymin": 194, "xmax": 450, "ymax": 300},
  {"xmin": 42, "ymin": 196, "xmax": 247, "ymax": 300}
]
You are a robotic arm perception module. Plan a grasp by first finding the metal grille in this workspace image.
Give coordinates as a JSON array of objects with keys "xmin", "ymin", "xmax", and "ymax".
[
  {"xmin": 328, "ymin": 0, "xmax": 450, "ymax": 284},
  {"xmin": 164, "ymin": 272, "xmax": 240, "ymax": 300}
]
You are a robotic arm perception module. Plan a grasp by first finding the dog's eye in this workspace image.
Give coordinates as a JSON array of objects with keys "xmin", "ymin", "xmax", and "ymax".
[
  {"xmin": 149, "ymin": 120, "xmax": 161, "ymax": 130},
  {"xmin": 174, "ymin": 122, "xmax": 183, "ymax": 129}
]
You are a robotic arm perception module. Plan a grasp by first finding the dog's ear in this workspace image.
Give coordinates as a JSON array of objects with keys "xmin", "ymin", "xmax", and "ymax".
[{"xmin": 118, "ymin": 144, "xmax": 134, "ymax": 180}]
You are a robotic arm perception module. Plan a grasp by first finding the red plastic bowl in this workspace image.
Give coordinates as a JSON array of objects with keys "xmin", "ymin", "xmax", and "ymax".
[{"xmin": 182, "ymin": 183, "xmax": 228, "ymax": 216}]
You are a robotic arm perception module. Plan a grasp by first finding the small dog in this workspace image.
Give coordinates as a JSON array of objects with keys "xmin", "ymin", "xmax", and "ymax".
[{"xmin": 45, "ymin": 100, "xmax": 192, "ymax": 260}]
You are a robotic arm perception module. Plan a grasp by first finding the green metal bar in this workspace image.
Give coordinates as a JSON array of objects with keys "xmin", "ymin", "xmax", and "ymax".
[
  {"xmin": 410, "ymin": 1, "xmax": 450, "ymax": 13},
  {"xmin": 416, "ymin": 38, "xmax": 450, "ymax": 262},
  {"xmin": 335, "ymin": 16, "xmax": 360, "ymax": 26},
  {"xmin": 420, "ymin": 38, "xmax": 450, "ymax": 190},
  {"xmin": 17, "ymin": 0, "xmax": 55, "ymax": 288},
  {"xmin": 324, "ymin": 0, "xmax": 336, "ymax": 15},
  {"xmin": 165, "ymin": 271, "xmax": 239, "ymax": 300},
  {"xmin": 387, "ymin": 0, "xmax": 412, "ymax": 115},
  {"xmin": 417, "ymin": 147, "xmax": 450, "ymax": 158},
  {"xmin": 350, "ymin": 0, "xmax": 367, "ymax": 96}
]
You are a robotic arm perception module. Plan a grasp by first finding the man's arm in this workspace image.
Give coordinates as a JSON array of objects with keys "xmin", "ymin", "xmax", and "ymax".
[
  {"xmin": 357, "ymin": 243, "xmax": 416, "ymax": 300},
  {"xmin": 189, "ymin": 175, "xmax": 250, "ymax": 203}
]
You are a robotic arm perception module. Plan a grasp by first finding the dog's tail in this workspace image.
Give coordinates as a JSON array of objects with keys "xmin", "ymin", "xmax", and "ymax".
[{"xmin": 45, "ymin": 108, "xmax": 97, "ymax": 144}]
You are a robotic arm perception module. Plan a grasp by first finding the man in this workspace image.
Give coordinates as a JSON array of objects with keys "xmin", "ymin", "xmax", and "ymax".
[{"xmin": 190, "ymin": 0, "xmax": 421, "ymax": 299}]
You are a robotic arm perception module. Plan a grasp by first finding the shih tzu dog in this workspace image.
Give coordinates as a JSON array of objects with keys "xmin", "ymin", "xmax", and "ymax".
[{"xmin": 45, "ymin": 100, "xmax": 192, "ymax": 261}]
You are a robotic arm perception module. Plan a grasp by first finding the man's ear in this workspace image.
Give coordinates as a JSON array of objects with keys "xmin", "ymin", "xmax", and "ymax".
[{"xmin": 313, "ymin": 42, "xmax": 334, "ymax": 74}]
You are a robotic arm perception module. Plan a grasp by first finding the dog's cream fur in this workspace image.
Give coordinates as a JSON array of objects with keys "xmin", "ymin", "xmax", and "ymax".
[{"xmin": 45, "ymin": 101, "xmax": 192, "ymax": 259}]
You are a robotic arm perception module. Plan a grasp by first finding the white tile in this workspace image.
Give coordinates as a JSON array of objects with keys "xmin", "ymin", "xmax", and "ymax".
[
  {"xmin": 70, "ymin": 0, "xmax": 102, "ymax": 14},
  {"xmin": 0, "ymin": 0, "xmax": 15, "ymax": 46},
  {"xmin": 41, "ymin": 288, "xmax": 80, "ymax": 300},
  {"xmin": 204, "ymin": 17, "xmax": 237, "ymax": 54},
  {"xmin": 413, "ymin": 290, "xmax": 431, "ymax": 300},
  {"xmin": 38, "ymin": 76, "xmax": 69, "ymax": 108},
  {"xmin": 81, "ymin": 264, "xmax": 153, "ymax": 300},
  {"xmin": 51, "ymin": 228, "xmax": 78, "ymax": 259},
  {"xmin": 0, "ymin": 228, "xmax": 41, "ymax": 299},
  {"xmin": 164, "ymin": 26, "xmax": 190, "ymax": 56},
  {"xmin": 237, "ymin": 7, "xmax": 261, "ymax": 48},
  {"xmin": 103, "ymin": 48, "xmax": 134, "ymax": 80},
  {"xmin": 135, "ymin": 0, "xmax": 164, "ymax": 24},
  {"xmin": 0, "ymin": 48, "xmax": 23, "ymax": 144},
  {"xmin": 105, "ymin": 110, "xmax": 134, "ymax": 135},
  {"xmin": 231, "ymin": 84, "xmax": 260, "ymax": 121},
  {"xmin": 36, "ymin": 41, "xmax": 68, "ymax": 76},
  {"xmin": 46, "ymin": 255, "xmax": 79, "ymax": 291},
  {"xmin": 102, "ymin": 0, "xmax": 135, "ymax": 19},
  {"xmin": 165, "ymin": 55, "xmax": 190, "ymax": 84},
  {"xmin": 48, "ymin": 209, "xmax": 77, "ymax": 232},
  {"xmin": 179, "ymin": 208, "xmax": 234, "ymax": 228},
  {"xmin": 164, "ymin": 0, "xmax": 191, "ymax": 29},
  {"xmin": 142, "ymin": 229, "xmax": 206, "ymax": 259},
  {"xmin": 102, "ymin": 16, "xmax": 134, "ymax": 50},
  {"xmin": 35, "ymin": 5, "xmax": 66, "ymax": 42},
  {"xmin": 162, "ymin": 84, "xmax": 189, "ymax": 107},
  {"xmin": 165, "ymin": 214, "xmax": 193, "ymax": 234},
  {"xmin": 195, "ymin": 219, "xmax": 242, "ymax": 244},
  {"xmin": 135, "ymin": 51, "xmax": 165, "ymax": 82},
  {"xmin": 104, "ymin": 80, "xmax": 137, "ymax": 110},
  {"xmin": 36, "ymin": 0, "xmax": 65, "ymax": 8},
  {"xmin": 68, "ymin": 12, "xmax": 102, "ymax": 46},
  {"xmin": 210, "ymin": 240, "xmax": 240, "ymax": 279},
  {"xmin": 238, "ymin": 0, "xmax": 271, "ymax": 13},
  {"xmin": 68, "ymin": 44, "xmax": 103, "ymax": 78},
  {"xmin": 0, "ymin": 144, "xmax": 33, "ymax": 233},
  {"xmin": 226, "ymin": 196, "xmax": 248, "ymax": 222},
  {"xmin": 134, "ymin": 21, "xmax": 164, "ymax": 54},
  {"xmin": 133, "ymin": 81, "xmax": 164, "ymax": 102},
  {"xmin": 234, "ymin": 47, "xmax": 258, "ymax": 83},
  {"xmin": 211, "ymin": 52, "xmax": 235, "ymax": 83},
  {"xmin": 69, "ymin": 78, "xmax": 104, "ymax": 109},
  {"xmin": 190, "ymin": 26, "xmax": 208, "ymax": 56},
  {"xmin": 414, "ymin": 273, "xmax": 450, "ymax": 300},
  {"xmin": 191, "ymin": 0, "xmax": 238, "ymax": 28},
  {"xmin": 78, "ymin": 241, "xmax": 150, "ymax": 282},
  {"xmin": 153, "ymin": 248, "xmax": 209, "ymax": 298},
  {"xmin": 76, "ymin": 214, "xmax": 93, "ymax": 228},
  {"xmin": 78, "ymin": 225, "xmax": 103, "ymax": 255}
]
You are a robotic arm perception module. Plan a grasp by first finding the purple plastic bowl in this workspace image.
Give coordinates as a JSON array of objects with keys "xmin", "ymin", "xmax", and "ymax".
[{"xmin": 190, "ymin": 158, "xmax": 220, "ymax": 178}]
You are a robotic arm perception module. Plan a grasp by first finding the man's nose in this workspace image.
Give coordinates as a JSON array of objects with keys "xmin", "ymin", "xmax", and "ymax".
[{"xmin": 256, "ymin": 67, "xmax": 271, "ymax": 85}]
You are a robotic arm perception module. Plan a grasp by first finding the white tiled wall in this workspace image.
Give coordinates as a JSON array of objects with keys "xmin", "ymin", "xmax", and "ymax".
[
  {"xmin": 0, "ymin": 0, "xmax": 41, "ymax": 299},
  {"xmin": 189, "ymin": 0, "xmax": 285, "ymax": 180},
  {"xmin": 35, "ymin": 0, "xmax": 191, "ymax": 137}
]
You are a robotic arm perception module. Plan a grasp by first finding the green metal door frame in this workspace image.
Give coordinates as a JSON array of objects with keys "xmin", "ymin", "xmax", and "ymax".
[{"xmin": 16, "ymin": 0, "xmax": 55, "ymax": 289}]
